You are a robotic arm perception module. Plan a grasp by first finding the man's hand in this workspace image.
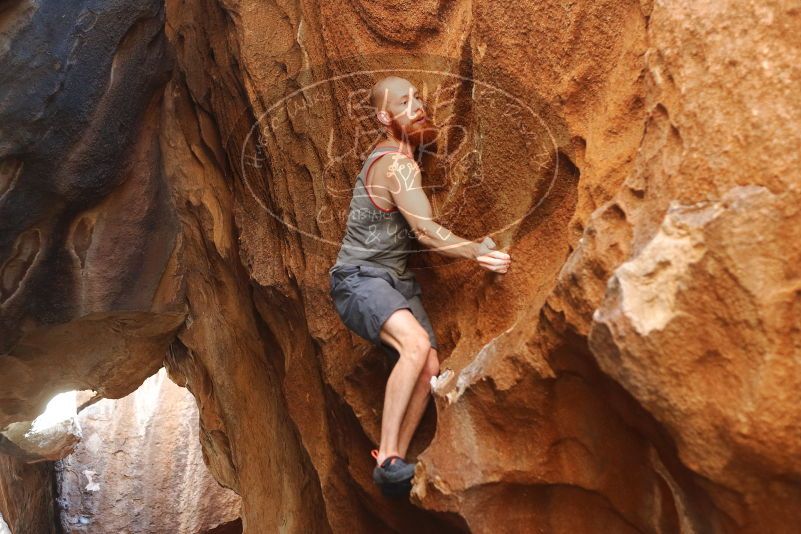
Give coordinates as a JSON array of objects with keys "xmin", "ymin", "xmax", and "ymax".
[{"xmin": 475, "ymin": 236, "xmax": 511, "ymax": 273}]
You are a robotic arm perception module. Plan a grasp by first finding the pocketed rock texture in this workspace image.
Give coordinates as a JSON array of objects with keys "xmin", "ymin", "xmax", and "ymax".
[
  {"xmin": 57, "ymin": 368, "xmax": 241, "ymax": 533},
  {"xmin": 1, "ymin": 0, "xmax": 800, "ymax": 533}
]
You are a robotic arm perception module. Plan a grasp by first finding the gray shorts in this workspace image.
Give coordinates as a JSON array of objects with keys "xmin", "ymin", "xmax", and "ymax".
[{"xmin": 328, "ymin": 263, "xmax": 438, "ymax": 360}]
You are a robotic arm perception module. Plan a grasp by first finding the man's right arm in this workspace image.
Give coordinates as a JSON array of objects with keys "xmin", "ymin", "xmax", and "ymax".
[
  {"xmin": 381, "ymin": 154, "xmax": 478, "ymax": 259},
  {"xmin": 384, "ymin": 155, "xmax": 511, "ymax": 272}
]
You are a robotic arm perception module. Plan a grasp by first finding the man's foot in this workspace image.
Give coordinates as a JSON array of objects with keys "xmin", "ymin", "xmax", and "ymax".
[
  {"xmin": 379, "ymin": 477, "xmax": 413, "ymax": 497},
  {"xmin": 371, "ymin": 449, "xmax": 415, "ymax": 496}
]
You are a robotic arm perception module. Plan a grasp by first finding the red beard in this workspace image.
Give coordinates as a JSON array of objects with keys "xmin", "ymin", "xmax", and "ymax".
[{"xmin": 388, "ymin": 116, "xmax": 439, "ymax": 149}]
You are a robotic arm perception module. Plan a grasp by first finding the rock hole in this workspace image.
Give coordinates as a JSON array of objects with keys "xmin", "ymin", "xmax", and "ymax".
[
  {"xmin": 54, "ymin": 368, "xmax": 242, "ymax": 532},
  {"xmin": 601, "ymin": 202, "xmax": 627, "ymax": 223},
  {"xmin": 0, "ymin": 228, "xmax": 41, "ymax": 303}
]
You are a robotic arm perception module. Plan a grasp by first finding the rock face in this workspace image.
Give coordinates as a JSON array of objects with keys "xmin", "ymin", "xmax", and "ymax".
[
  {"xmin": 590, "ymin": 186, "xmax": 801, "ymax": 532},
  {"xmin": 1, "ymin": 0, "xmax": 800, "ymax": 533},
  {"xmin": 0, "ymin": 0, "xmax": 184, "ymax": 429},
  {"xmin": 0, "ymin": 455, "xmax": 58, "ymax": 534},
  {"xmin": 57, "ymin": 368, "xmax": 241, "ymax": 533}
]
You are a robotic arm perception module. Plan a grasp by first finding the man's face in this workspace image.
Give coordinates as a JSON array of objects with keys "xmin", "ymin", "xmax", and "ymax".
[{"xmin": 379, "ymin": 82, "xmax": 437, "ymax": 147}]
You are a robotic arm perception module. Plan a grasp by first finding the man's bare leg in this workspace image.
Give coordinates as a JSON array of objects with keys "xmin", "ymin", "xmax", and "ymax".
[
  {"xmin": 397, "ymin": 348, "xmax": 439, "ymax": 459},
  {"xmin": 376, "ymin": 309, "xmax": 431, "ymax": 465}
]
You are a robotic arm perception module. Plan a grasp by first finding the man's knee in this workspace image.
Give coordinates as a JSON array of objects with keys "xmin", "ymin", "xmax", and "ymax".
[
  {"xmin": 398, "ymin": 329, "xmax": 430, "ymax": 368},
  {"xmin": 419, "ymin": 349, "xmax": 439, "ymax": 383},
  {"xmin": 380, "ymin": 309, "xmax": 430, "ymax": 366}
]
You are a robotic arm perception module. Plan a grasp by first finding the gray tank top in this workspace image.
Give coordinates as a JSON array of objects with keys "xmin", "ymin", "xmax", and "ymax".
[{"xmin": 331, "ymin": 146, "xmax": 416, "ymax": 280}]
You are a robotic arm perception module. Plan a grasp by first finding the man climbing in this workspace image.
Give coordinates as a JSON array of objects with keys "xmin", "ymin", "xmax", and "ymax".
[{"xmin": 328, "ymin": 76, "xmax": 512, "ymax": 496}]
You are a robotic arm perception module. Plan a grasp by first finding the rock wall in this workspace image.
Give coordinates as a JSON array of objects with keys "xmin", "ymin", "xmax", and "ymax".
[
  {"xmin": 1, "ymin": 0, "xmax": 799, "ymax": 533},
  {"xmin": 0, "ymin": 456, "xmax": 57, "ymax": 534},
  {"xmin": 0, "ymin": 0, "xmax": 184, "ymax": 429}
]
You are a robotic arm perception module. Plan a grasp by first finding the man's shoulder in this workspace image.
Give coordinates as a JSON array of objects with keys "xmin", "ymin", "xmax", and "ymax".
[{"xmin": 371, "ymin": 152, "xmax": 420, "ymax": 187}]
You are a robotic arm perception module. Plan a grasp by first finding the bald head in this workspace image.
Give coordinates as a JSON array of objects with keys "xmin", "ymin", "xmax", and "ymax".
[
  {"xmin": 370, "ymin": 76, "xmax": 414, "ymax": 111},
  {"xmin": 368, "ymin": 76, "xmax": 431, "ymax": 145}
]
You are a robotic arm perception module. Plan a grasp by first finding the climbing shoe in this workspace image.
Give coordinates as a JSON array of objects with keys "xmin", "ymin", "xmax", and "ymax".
[
  {"xmin": 371, "ymin": 449, "xmax": 415, "ymax": 496},
  {"xmin": 379, "ymin": 476, "xmax": 413, "ymax": 497}
]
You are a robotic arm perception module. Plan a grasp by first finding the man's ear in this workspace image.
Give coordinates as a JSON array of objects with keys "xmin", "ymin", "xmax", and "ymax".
[{"xmin": 376, "ymin": 110, "xmax": 391, "ymax": 126}]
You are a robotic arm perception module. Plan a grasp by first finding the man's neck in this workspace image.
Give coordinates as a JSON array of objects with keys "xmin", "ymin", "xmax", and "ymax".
[{"xmin": 377, "ymin": 137, "xmax": 415, "ymax": 158}]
